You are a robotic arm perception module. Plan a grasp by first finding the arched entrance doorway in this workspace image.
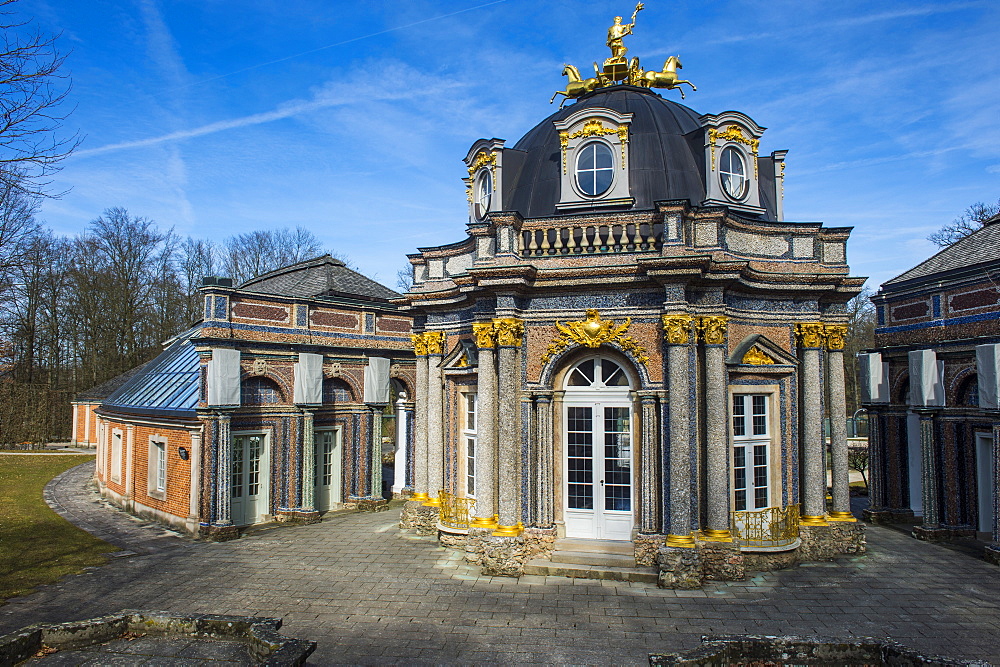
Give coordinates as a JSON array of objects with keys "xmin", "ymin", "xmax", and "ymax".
[{"xmin": 562, "ymin": 355, "xmax": 634, "ymax": 540}]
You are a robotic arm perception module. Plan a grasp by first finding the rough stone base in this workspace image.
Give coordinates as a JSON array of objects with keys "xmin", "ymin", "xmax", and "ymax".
[
  {"xmin": 356, "ymin": 498, "xmax": 389, "ymax": 512},
  {"xmin": 438, "ymin": 530, "xmax": 468, "ymax": 549},
  {"xmin": 742, "ymin": 550, "xmax": 800, "ymax": 572},
  {"xmin": 199, "ymin": 524, "xmax": 239, "ymax": 542},
  {"xmin": 656, "ymin": 546, "xmax": 703, "ymax": 589},
  {"xmin": 829, "ymin": 520, "xmax": 867, "ymax": 555},
  {"xmin": 399, "ymin": 501, "xmax": 439, "ymax": 535},
  {"xmin": 480, "ymin": 535, "xmax": 530, "ymax": 577},
  {"xmin": 522, "ymin": 526, "xmax": 557, "ymax": 561},
  {"xmin": 863, "ymin": 507, "xmax": 917, "ymax": 524},
  {"xmin": 634, "ymin": 534, "xmax": 666, "ymax": 566},
  {"xmin": 274, "ymin": 510, "xmax": 321, "ymax": 525},
  {"xmin": 798, "ymin": 524, "xmax": 838, "ymax": 561},
  {"xmin": 912, "ymin": 525, "xmax": 976, "ymax": 542},
  {"xmin": 698, "ymin": 540, "xmax": 745, "ymax": 581},
  {"xmin": 464, "ymin": 527, "xmax": 493, "ymax": 565},
  {"xmin": 984, "ymin": 544, "xmax": 1000, "ymax": 566}
]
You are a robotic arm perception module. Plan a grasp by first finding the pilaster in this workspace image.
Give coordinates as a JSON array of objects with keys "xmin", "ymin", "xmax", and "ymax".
[
  {"xmin": 494, "ymin": 317, "xmax": 525, "ymax": 536},
  {"xmin": 638, "ymin": 390, "xmax": 662, "ymax": 534},
  {"xmin": 471, "ymin": 323, "xmax": 498, "ymax": 528},
  {"xmin": 424, "ymin": 331, "xmax": 446, "ymax": 507},
  {"xmin": 411, "ymin": 334, "xmax": 430, "ymax": 502},
  {"xmin": 700, "ymin": 316, "xmax": 732, "ymax": 541},
  {"xmin": 662, "ymin": 313, "xmax": 695, "ymax": 548},
  {"xmin": 796, "ymin": 322, "xmax": 828, "ymax": 526}
]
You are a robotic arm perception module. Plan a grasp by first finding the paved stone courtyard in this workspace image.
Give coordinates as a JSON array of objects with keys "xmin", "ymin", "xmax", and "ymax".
[{"xmin": 2, "ymin": 462, "xmax": 999, "ymax": 665}]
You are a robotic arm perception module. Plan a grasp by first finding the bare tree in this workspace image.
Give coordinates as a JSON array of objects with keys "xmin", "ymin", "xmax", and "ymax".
[
  {"xmin": 396, "ymin": 264, "xmax": 413, "ymax": 292},
  {"xmin": 844, "ymin": 286, "xmax": 876, "ymax": 415},
  {"xmin": 927, "ymin": 199, "xmax": 1000, "ymax": 248},
  {"xmin": 222, "ymin": 226, "xmax": 325, "ymax": 285},
  {"xmin": 0, "ymin": 1, "xmax": 79, "ymax": 198}
]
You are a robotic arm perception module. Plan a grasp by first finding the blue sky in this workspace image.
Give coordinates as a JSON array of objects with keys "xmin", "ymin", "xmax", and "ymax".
[{"xmin": 20, "ymin": 0, "xmax": 1000, "ymax": 290}]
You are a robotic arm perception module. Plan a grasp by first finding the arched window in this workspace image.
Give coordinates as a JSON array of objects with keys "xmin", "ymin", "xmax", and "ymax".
[
  {"xmin": 241, "ymin": 377, "xmax": 282, "ymax": 405},
  {"xmin": 323, "ymin": 378, "xmax": 353, "ymax": 404},
  {"xmin": 565, "ymin": 357, "xmax": 631, "ymax": 389},
  {"xmin": 720, "ymin": 146, "xmax": 747, "ymax": 199},
  {"xmin": 475, "ymin": 170, "xmax": 492, "ymax": 219}
]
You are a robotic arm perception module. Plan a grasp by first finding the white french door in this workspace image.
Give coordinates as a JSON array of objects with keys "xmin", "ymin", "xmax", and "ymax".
[
  {"xmin": 564, "ymin": 402, "xmax": 634, "ymax": 540},
  {"xmin": 231, "ymin": 433, "xmax": 268, "ymax": 526},
  {"xmin": 314, "ymin": 428, "xmax": 341, "ymax": 512}
]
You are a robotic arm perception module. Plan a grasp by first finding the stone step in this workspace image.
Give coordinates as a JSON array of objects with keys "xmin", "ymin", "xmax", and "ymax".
[
  {"xmin": 523, "ymin": 559, "xmax": 658, "ymax": 584},
  {"xmin": 548, "ymin": 550, "xmax": 636, "ymax": 568},
  {"xmin": 551, "ymin": 537, "xmax": 634, "ymax": 555}
]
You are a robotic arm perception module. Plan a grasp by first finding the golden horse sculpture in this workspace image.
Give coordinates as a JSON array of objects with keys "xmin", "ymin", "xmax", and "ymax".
[
  {"xmin": 639, "ymin": 56, "xmax": 697, "ymax": 98},
  {"xmin": 550, "ymin": 64, "xmax": 603, "ymax": 108}
]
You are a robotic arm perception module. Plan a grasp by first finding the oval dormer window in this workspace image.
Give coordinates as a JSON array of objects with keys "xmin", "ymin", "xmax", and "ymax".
[
  {"xmin": 576, "ymin": 142, "xmax": 614, "ymax": 197},
  {"xmin": 720, "ymin": 146, "xmax": 748, "ymax": 200},
  {"xmin": 475, "ymin": 170, "xmax": 492, "ymax": 219}
]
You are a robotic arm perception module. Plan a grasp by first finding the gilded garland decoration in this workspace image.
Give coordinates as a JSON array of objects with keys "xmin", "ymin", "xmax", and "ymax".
[
  {"xmin": 709, "ymin": 124, "xmax": 760, "ymax": 177},
  {"xmin": 541, "ymin": 309, "xmax": 648, "ymax": 365},
  {"xmin": 559, "ymin": 119, "xmax": 629, "ymax": 174}
]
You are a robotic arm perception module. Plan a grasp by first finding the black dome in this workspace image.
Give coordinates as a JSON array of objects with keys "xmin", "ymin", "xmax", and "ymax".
[{"xmin": 504, "ymin": 86, "xmax": 706, "ymax": 218}]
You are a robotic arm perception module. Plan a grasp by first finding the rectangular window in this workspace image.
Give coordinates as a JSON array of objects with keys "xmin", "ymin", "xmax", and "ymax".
[
  {"xmin": 148, "ymin": 438, "xmax": 167, "ymax": 499},
  {"xmin": 111, "ymin": 430, "xmax": 123, "ymax": 483},
  {"xmin": 732, "ymin": 393, "xmax": 771, "ymax": 511},
  {"xmin": 463, "ymin": 393, "xmax": 478, "ymax": 497}
]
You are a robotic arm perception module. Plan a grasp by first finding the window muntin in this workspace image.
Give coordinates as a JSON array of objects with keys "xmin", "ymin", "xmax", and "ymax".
[
  {"xmin": 720, "ymin": 146, "xmax": 747, "ymax": 200},
  {"xmin": 475, "ymin": 171, "xmax": 492, "ymax": 219},
  {"xmin": 575, "ymin": 142, "xmax": 614, "ymax": 196},
  {"xmin": 566, "ymin": 358, "xmax": 629, "ymax": 388},
  {"xmin": 732, "ymin": 393, "xmax": 770, "ymax": 511},
  {"xmin": 603, "ymin": 406, "xmax": 631, "ymax": 512},
  {"xmin": 154, "ymin": 441, "xmax": 166, "ymax": 492},
  {"xmin": 315, "ymin": 430, "xmax": 336, "ymax": 487},
  {"xmin": 567, "ymin": 406, "xmax": 594, "ymax": 509},
  {"xmin": 463, "ymin": 393, "xmax": 478, "ymax": 497}
]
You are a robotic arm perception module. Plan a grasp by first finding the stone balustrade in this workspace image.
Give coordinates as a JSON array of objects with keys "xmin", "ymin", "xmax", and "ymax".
[{"xmin": 519, "ymin": 221, "xmax": 662, "ymax": 257}]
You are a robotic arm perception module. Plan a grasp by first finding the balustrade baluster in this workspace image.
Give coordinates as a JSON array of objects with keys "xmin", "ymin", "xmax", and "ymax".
[
  {"xmin": 540, "ymin": 228, "xmax": 551, "ymax": 254},
  {"xmin": 566, "ymin": 226, "xmax": 577, "ymax": 252},
  {"xmin": 615, "ymin": 224, "xmax": 627, "ymax": 250},
  {"xmin": 645, "ymin": 222, "xmax": 658, "ymax": 248},
  {"xmin": 632, "ymin": 222, "xmax": 643, "ymax": 249},
  {"xmin": 527, "ymin": 229, "xmax": 539, "ymax": 255},
  {"xmin": 598, "ymin": 225, "xmax": 609, "ymax": 252},
  {"xmin": 553, "ymin": 227, "xmax": 564, "ymax": 254},
  {"xmin": 581, "ymin": 226, "xmax": 593, "ymax": 252}
]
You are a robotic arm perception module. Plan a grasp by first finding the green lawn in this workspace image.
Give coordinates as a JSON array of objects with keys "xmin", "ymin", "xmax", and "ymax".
[{"xmin": 0, "ymin": 455, "xmax": 115, "ymax": 601}]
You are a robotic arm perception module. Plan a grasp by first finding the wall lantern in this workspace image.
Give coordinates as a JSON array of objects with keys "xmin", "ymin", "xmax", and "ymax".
[{"xmin": 178, "ymin": 447, "xmax": 189, "ymax": 461}]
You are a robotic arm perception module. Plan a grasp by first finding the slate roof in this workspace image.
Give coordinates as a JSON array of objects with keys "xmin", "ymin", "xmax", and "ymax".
[
  {"xmin": 883, "ymin": 217, "xmax": 1000, "ymax": 287},
  {"xmin": 238, "ymin": 255, "xmax": 399, "ymax": 303},
  {"xmin": 76, "ymin": 362, "xmax": 152, "ymax": 401},
  {"xmin": 101, "ymin": 328, "xmax": 201, "ymax": 418}
]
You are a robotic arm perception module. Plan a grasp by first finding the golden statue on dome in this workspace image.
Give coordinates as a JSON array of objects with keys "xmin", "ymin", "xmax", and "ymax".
[{"xmin": 551, "ymin": 3, "xmax": 697, "ymax": 107}]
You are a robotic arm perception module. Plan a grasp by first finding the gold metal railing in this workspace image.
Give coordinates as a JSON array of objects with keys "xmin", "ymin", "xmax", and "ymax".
[
  {"xmin": 731, "ymin": 504, "xmax": 800, "ymax": 548},
  {"xmin": 438, "ymin": 490, "xmax": 476, "ymax": 530}
]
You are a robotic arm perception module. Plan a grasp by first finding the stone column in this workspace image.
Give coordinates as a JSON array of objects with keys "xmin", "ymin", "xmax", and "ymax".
[
  {"xmin": 700, "ymin": 315, "xmax": 733, "ymax": 540},
  {"xmin": 494, "ymin": 317, "xmax": 525, "ymax": 536},
  {"xmin": 392, "ymin": 395, "xmax": 410, "ymax": 495},
  {"xmin": 865, "ymin": 409, "xmax": 883, "ymax": 511},
  {"xmin": 471, "ymin": 322, "xmax": 498, "ymax": 528},
  {"xmin": 917, "ymin": 409, "xmax": 941, "ymax": 529},
  {"xmin": 662, "ymin": 314, "xmax": 696, "ymax": 547},
  {"xmin": 214, "ymin": 412, "xmax": 233, "ymax": 527},
  {"xmin": 638, "ymin": 391, "xmax": 661, "ymax": 534},
  {"xmin": 189, "ymin": 430, "xmax": 202, "ymax": 524},
  {"xmin": 370, "ymin": 405, "xmax": 384, "ymax": 499},
  {"xmin": 796, "ymin": 323, "xmax": 828, "ymax": 525},
  {"xmin": 825, "ymin": 324, "xmax": 855, "ymax": 522},
  {"xmin": 411, "ymin": 334, "xmax": 430, "ymax": 502},
  {"xmin": 301, "ymin": 409, "xmax": 315, "ymax": 511},
  {"xmin": 423, "ymin": 331, "xmax": 446, "ymax": 506},
  {"xmin": 535, "ymin": 392, "xmax": 555, "ymax": 528}
]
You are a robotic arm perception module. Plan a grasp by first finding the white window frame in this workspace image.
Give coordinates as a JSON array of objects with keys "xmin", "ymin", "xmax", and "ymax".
[
  {"xmin": 147, "ymin": 436, "xmax": 167, "ymax": 500},
  {"xmin": 111, "ymin": 429, "xmax": 123, "ymax": 484},
  {"xmin": 462, "ymin": 392, "xmax": 478, "ymax": 498},
  {"xmin": 475, "ymin": 170, "xmax": 492, "ymax": 220},
  {"xmin": 574, "ymin": 140, "xmax": 615, "ymax": 198},
  {"xmin": 720, "ymin": 146, "xmax": 748, "ymax": 200},
  {"xmin": 730, "ymin": 388, "xmax": 776, "ymax": 512}
]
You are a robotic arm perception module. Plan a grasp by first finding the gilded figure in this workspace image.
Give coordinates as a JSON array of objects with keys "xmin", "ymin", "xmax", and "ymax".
[
  {"xmin": 607, "ymin": 3, "xmax": 644, "ymax": 61},
  {"xmin": 423, "ymin": 331, "xmax": 446, "ymax": 355},
  {"xmin": 411, "ymin": 333, "xmax": 427, "ymax": 357},
  {"xmin": 697, "ymin": 316, "xmax": 728, "ymax": 345},
  {"xmin": 639, "ymin": 56, "xmax": 697, "ymax": 99},
  {"xmin": 472, "ymin": 322, "xmax": 497, "ymax": 349},
  {"xmin": 661, "ymin": 314, "xmax": 694, "ymax": 345},
  {"xmin": 824, "ymin": 324, "xmax": 848, "ymax": 351},
  {"xmin": 794, "ymin": 323, "xmax": 826, "ymax": 349},
  {"xmin": 492, "ymin": 317, "xmax": 525, "ymax": 347}
]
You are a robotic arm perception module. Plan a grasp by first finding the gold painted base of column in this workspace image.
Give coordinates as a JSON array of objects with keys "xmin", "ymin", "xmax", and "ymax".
[
  {"xmin": 470, "ymin": 515, "xmax": 498, "ymax": 529},
  {"xmin": 410, "ymin": 492, "xmax": 430, "ymax": 502},
  {"xmin": 701, "ymin": 529, "xmax": 734, "ymax": 543},
  {"xmin": 799, "ymin": 515, "xmax": 829, "ymax": 526},
  {"xmin": 422, "ymin": 497, "xmax": 441, "ymax": 507},
  {"xmin": 827, "ymin": 511, "xmax": 857, "ymax": 522},
  {"xmin": 492, "ymin": 521, "xmax": 523, "ymax": 537},
  {"xmin": 665, "ymin": 533, "xmax": 696, "ymax": 548}
]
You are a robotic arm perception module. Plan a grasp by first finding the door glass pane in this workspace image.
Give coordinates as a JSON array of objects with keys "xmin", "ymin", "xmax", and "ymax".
[
  {"xmin": 732, "ymin": 395, "xmax": 746, "ymax": 436},
  {"xmin": 567, "ymin": 406, "xmax": 593, "ymax": 509},
  {"xmin": 733, "ymin": 444, "xmax": 746, "ymax": 511},
  {"xmin": 231, "ymin": 437, "xmax": 244, "ymax": 498},
  {"xmin": 248, "ymin": 436, "xmax": 261, "ymax": 496},
  {"xmin": 604, "ymin": 407, "xmax": 631, "ymax": 512},
  {"xmin": 320, "ymin": 431, "xmax": 334, "ymax": 486}
]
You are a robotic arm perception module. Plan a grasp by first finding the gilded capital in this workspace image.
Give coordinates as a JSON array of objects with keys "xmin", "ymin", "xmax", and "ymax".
[
  {"xmin": 472, "ymin": 322, "xmax": 497, "ymax": 349},
  {"xmin": 492, "ymin": 317, "xmax": 525, "ymax": 347},
  {"xmin": 824, "ymin": 324, "xmax": 847, "ymax": 351},
  {"xmin": 411, "ymin": 333, "xmax": 428, "ymax": 356},
  {"xmin": 661, "ymin": 314, "xmax": 694, "ymax": 345},
  {"xmin": 794, "ymin": 322, "xmax": 826, "ymax": 349},
  {"xmin": 697, "ymin": 316, "xmax": 728, "ymax": 345},
  {"xmin": 423, "ymin": 331, "xmax": 446, "ymax": 356}
]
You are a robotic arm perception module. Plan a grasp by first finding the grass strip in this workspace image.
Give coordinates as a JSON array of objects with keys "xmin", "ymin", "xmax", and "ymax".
[{"xmin": 0, "ymin": 455, "xmax": 115, "ymax": 602}]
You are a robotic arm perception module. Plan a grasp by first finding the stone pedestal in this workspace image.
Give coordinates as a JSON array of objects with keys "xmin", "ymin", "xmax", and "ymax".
[
  {"xmin": 634, "ymin": 534, "xmax": 666, "ymax": 566},
  {"xmin": 829, "ymin": 521, "xmax": 867, "ymax": 555},
  {"xmin": 742, "ymin": 550, "xmax": 799, "ymax": 572},
  {"xmin": 912, "ymin": 525, "xmax": 974, "ymax": 542},
  {"xmin": 275, "ymin": 509, "xmax": 321, "ymax": 525},
  {"xmin": 438, "ymin": 530, "xmax": 467, "ymax": 549},
  {"xmin": 399, "ymin": 500, "xmax": 438, "ymax": 535},
  {"xmin": 356, "ymin": 498, "xmax": 388, "ymax": 512},
  {"xmin": 699, "ymin": 540, "xmax": 745, "ymax": 581},
  {"xmin": 657, "ymin": 545, "xmax": 703, "ymax": 589},
  {"xmin": 798, "ymin": 524, "xmax": 838, "ymax": 561},
  {"xmin": 464, "ymin": 527, "xmax": 493, "ymax": 565},
  {"xmin": 863, "ymin": 507, "xmax": 916, "ymax": 525},
  {"xmin": 985, "ymin": 544, "xmax": 1000, "ymax": 566},
  {"xmin": 521, "ymin": 526, "xmax": 557, "ymax": 561},
  {"xmin": 480, "ymin": 535, "xmax": 529, "ymax": 577},
  {"xmin": 200, "ymin": 524, "xmax": 239, "ymax": 542}
]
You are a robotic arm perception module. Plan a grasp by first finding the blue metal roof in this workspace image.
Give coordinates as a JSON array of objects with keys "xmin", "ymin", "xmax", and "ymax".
[{"xmin": 103, "ymin": 330, "xmax": 200, "ymax": 418}]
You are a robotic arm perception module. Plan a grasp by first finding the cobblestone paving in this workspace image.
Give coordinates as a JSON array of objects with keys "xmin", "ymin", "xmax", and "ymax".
[{"xmin": 2, "ymin": 462, "xmax": 999, "ymax": 665}]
